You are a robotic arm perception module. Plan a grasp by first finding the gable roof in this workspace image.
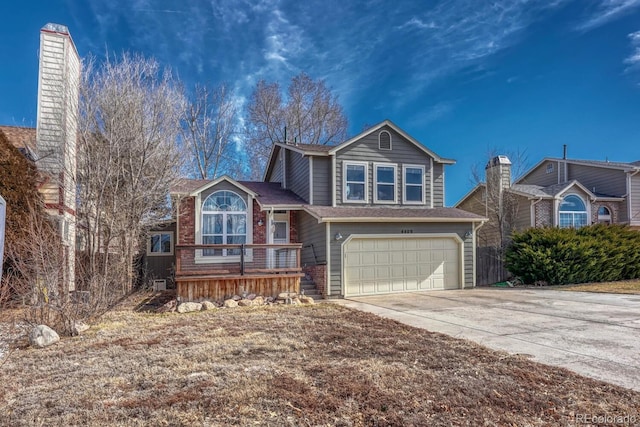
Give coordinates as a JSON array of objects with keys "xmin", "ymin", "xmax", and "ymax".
[
  {"xmin": 517, "ymin": 158, "xmax": 640, "ymax": 184},
  {"xmin": 304, "ymin": 205, "xmax": 485, "ymax": 223},
  {"xmin": 327, "ymin": 119, "xmax": 455, "ymax": 164}
]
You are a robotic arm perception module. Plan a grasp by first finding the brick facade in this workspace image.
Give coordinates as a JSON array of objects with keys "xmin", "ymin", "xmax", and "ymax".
[
  {"xmin": 303, "ymin": 264, "xmax": 327, "ymax": 297},
  {"xmin": 178, "ymin": 197, "xmax": 195, "ymax": 245},
  {"xmin": 252, "ymin": 200, "xmax": 267, "ymax": 244},
  {"xmin": 535, "ymin": 200, "xmax": 553, "ymax": 227}
]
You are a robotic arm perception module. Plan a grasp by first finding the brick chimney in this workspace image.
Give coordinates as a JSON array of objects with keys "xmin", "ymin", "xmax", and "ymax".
[
  {"xmin": 36, "ymin": 23, "xmax": 80, "ymax": 293},
  {"xmin": 485, "ymin": 155, "xmax": 512, "ymax": 196}
]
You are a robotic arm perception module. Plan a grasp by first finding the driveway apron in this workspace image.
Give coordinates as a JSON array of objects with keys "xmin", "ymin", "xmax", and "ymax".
[{"xmin": 336, "ymin": 288, "xmax": 640, "ymax": 392}]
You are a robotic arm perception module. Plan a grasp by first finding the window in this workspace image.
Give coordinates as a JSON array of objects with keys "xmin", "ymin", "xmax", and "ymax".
[
  {"xmin": 344, "ymin": 162, "xmax": 367, "ymax": 203},
  {"xmin": 148, "ymin": 232, "xmax": 173, "ymax": 256},
  {"xmin": 379, "ymin": 131, "xmax": 392, "ymax": 150},
  {"xmin": 559, "ymin": 194, "xmax": 588, "ymax": 228},
  {"xmin": 546, "ymin": 163, "xmax": 554, "ymax": 174},
  {"xmin": 202, "ymin": 191, "xmax": 247, "ymax": 256},
  {"xmin": 597, "ymin": 206, "xmax": 611, "ymax": 224},
  {"xmin": 374, "ymin": 163, "xmax": 397, "ymax": 203},
  {"xmin": 403, "ymin": 165, "xmax": 425, "ymax": 204}
]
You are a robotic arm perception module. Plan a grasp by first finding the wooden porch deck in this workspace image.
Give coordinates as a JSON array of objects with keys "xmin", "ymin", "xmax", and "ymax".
[{"xmin": 175, "ymin": 243, "xmax": 303, "ymax": 302}]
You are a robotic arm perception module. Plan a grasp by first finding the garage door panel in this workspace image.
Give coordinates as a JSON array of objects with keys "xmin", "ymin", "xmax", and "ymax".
[{"xmin": 345, "ymin": 236, "xmax": 461, "ymax": 297}]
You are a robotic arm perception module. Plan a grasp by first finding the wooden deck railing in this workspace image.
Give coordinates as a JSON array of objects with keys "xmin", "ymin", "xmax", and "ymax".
[{"xmin": 175, "ymin": 243, "xmax": 302, "ymax": 277}]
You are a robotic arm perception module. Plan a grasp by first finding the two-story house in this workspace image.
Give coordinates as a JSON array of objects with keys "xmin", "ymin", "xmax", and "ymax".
[
  {"xmin": 155, "ymin": 120, "xmax": 485, "ymax": 301},
  {"xmin": 456, "ymin": 154, "xmax": 640, "ymax": 248}
]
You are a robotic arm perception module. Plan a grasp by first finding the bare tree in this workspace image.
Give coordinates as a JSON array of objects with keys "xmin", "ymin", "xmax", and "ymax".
[
  {"xmin": 77, "ymin": 53, "xmax": 185, "ymax": 295},
  {"xmin": 181, "ymin": 83, "xmax": 240, "ymax": 179},
  {"xmin": 246, "ymin": 72, "xmax": 348, "ymax": 178}
]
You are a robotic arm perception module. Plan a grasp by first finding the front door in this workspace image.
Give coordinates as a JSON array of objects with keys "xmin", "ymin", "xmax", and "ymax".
[{"xmin": 269, "ymin": 212, "xmax": 289, "ymax": 267}]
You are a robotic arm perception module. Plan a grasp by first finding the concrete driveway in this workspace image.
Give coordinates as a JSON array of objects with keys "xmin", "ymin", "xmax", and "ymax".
[{"xmin": 337, "ymin": 288, "xmax": 640, "ymax": 392}]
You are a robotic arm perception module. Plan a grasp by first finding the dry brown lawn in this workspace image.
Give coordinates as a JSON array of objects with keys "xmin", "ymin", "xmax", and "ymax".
[
  {"xmin": 558, "ymin": 279, "xmax": 640, "ymax": 295},
  {"xmin": 1, "ymin": 295, "xmax": 639, "ymax": 426}
]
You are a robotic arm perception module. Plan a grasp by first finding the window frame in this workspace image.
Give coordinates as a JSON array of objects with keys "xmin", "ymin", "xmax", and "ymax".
[
  {"xmin": 198, "ymin": 190, "xmax": 249, "ymax": 262},
  {"xmin": 378, "ymin": 130, "xmax": 392, "ymax": 150},
  {"xmin": 147, "ymin": 231, "xmax": 174, "ymax": 257},
  {"xmin": 546, "ymin": 163, "xmax": 554, "ymax": 174},
  {"xmin": 374, "ymin": 162, "xmax": 398, "ymax": 204},
  {"xmin": 343, "ymin": 161, "xmax": 369, "ymax": 204},
  {"xmin": 403, "ymin": 164, "xmax": 426, "ymax": 205},
  {"xmin": 597, "ymin": 206, "xmax": 611, "ymax": 224},
  {"xmin": 558, "ymin": 194, "xmax": 588, "ymax": 228}
]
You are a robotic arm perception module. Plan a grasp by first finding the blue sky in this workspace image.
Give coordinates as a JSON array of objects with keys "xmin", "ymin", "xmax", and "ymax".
[{"xmin": 1, "ymin": 0, "xmax": 639, "ymax": 205}]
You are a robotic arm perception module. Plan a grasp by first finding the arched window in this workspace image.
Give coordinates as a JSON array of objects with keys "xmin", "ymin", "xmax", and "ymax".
[
  {"xmin": 559, "ymin": 194, "xmax": 587, "ymax": 228},
  {"xmin": 379, "ymin": 131, "xmax": 391, "ymax": 150},
  {"xmin": 202, "ymin": 191, "xmax": 247, "ymax": 256},
  {"xmin": 597, "ymin": 206, "xmax": 611, "ymax": 224}
]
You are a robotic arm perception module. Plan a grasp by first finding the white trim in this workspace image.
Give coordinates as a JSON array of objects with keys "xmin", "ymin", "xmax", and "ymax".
[
  {"xmin": 332, "ymin": 155, "xmax": 337, "ymax": 207},
  {"xmin": 629, "ymin": 170, "xmax": 640, "ymax": 225},
  {"xmin": 429, "ymin": 158, "xmax": 434, "ymax": 208},
  {"xmin": 147, "ymin": 231, "xmax": 174, "ymax": 256},
  {"xmin": 442, "ymin": 167, "xmax": 446, "ymax": 206},
  {"xmin": 188, "ymin": 175, "xmax": 258, "ymax": 198},
  {"xmin": 378, "ymin": 130, "xmax": 392, "ymax": 150},
  {"xmin": 326, "ymin": 222, "xmax": 331, "ymax": 296},
  {"xmin": 403, "ymin": 164, "xmax": 426, "ymax": 205},
  {"xmin": 309, "ymin": 156, "xmax": 314, "ymax": 205},
  {"xmin": 340, "ymin": 233, "xmax": 464, "ymax": 297},
  {"xmin": 373, "ymin": 162, "xmax": 398, "ymax": 204},
  {"xmin": 557, "ymin": 193, "xmax": 589, "ymax": 228},
  {"xmin": 281, "ymin": 149, "xmax": 287, "ymax": 189},
  {"xmin": 342, "ymin": 160, "xmax": 369, "ymax": 204}
]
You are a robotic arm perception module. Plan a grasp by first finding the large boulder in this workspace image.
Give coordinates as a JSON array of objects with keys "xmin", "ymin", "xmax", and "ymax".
[
  {"xmin": 177, "ymin": 302, "xmax": 202, "ymax": 313},
  {"xmin": 238, "ymin": 299, "xmax": 253, "ymax": 307},
  {"xmin": 252, "ymin": 296, "xmax": 265, "ymax": 306},
  {"xmin": 29, "ymin": 325, "xmax": 60, "ymax": 348},
  {"xmin": 201, "ymin": 301, "xmax": 217, "ymax": 311},
  {"xmin": 224, "ymin": 299, "xmax": 238, "ymax": 308}
]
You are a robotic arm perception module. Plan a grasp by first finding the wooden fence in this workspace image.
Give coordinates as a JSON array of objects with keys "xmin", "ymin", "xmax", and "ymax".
[{"xmin": 476, "ymin": 246, "xmax": 510, "ymax": 286}]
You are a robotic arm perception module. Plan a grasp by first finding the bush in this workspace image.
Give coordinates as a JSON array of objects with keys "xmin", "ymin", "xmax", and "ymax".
[{"xmin": 505, "ymin": 224, "xmax": 640, "ymax": 285}]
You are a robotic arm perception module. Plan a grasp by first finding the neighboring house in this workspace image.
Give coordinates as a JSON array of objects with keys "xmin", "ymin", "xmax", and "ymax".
[
  {"xmin": 158, "ymin": 120, "xmax": 485, "ymax": 301},
  {"xmin": 456, "ymin": 154, "xmax": 640, "ymax": 248},
  {"xmin": 0, "ymin": 23, "xmax": 80, "ymax": 293}
]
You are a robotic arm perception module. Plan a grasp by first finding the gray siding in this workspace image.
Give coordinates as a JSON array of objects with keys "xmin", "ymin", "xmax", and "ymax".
[
  {"xmin": 311, "ymin": 156, "xmax": 332, "ymax": 205},
  {"xmin": 519, "ymin": 160, "xmax": 561, "ymax": 186},
  {"xmin": 432, "ymin": 163, "xmax": 444, "ymax": 207},
  {"xmin": 334, "ymin": 126, "xmax": 437, "ymax": 207},
  {"xmin": 328, "ymin": 222, "xmax": 475, "ymax": 296},
  {"xmin": 286, "ymin": 150, "xmax": 310, "ymax": 202},
  {"xmin": 297, "ymin": 211, "xmax": 326, "ymax": 266},
  {"xmin": 631, "ymin": 174, "xmax": 640, "ymax": 225},
  {"xmin": 200, "ymin": 180, "xmax": 250, "ymax": 201},
  {"xmin": 567, "ymin": 164, "xmax": 627, "ymax": 197},
  {"xmin": 268, "ymin": 149, "xmax": 283, "ymax": 183}
]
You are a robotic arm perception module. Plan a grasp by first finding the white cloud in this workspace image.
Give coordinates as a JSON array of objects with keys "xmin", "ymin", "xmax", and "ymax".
[
  {"xmin": 625, "ymin": 30, "xmax": 640, "ymax": 68},
  {"xmin": 578, "ymin": 0, "xmax": 640, "ymax": 31}
]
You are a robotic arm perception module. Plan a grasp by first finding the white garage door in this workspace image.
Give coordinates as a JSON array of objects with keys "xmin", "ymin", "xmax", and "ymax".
[{"xmin": 344, "ymin": 236, "xmax": 461, "ymax": 297}]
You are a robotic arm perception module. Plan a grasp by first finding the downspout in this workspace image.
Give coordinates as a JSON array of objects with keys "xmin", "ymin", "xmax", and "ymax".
[
  {"xmin": 332, "ymin": 155, "xmax": 337, "ymax": 207},
  {"xmin": 530, "ymin": 197, "xmax": 544, "ymax": 227}
]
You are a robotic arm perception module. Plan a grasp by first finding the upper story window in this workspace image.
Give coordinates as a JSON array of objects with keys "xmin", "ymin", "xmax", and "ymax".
[
  {"xmin": 202, "ymin": 190, "xmax": 247, "ymax": 256},
  {"xmin": 546, "ymin": 163, "xmax": 554, "ymax": 174},
  {"xmin": 344, "ymin": 161, "xmax": 368, "ymax": 203},
  {"xmin": 403, "ymin": 165, "xmax": 425, "ymax": 204},
  {"xmin": 379, "ymin": 131, "xmax": 392, "ymax": 150},
  {"xmin": 559, "ymin": 194, "xmax": 587, "ymax": 228},
  {"xmin": 374, "ymin": 163, "xmax": 397, "ymax": 203},
  {"xmin": 147, "ymin": 232, "xmax": 173, "ymax": 256},
  {"xmin": 597, "ymin": 206, "xmax": 611, "ymax": 224}
]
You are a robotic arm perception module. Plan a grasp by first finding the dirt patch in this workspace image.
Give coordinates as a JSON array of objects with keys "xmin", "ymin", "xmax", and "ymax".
[
  {"xmin": 1, "ymin": 301, "xmax": 639, "ymax": 426},
  {"xmin": 556, "ymin": 280, "xmax": 640, "ymax": 295}
]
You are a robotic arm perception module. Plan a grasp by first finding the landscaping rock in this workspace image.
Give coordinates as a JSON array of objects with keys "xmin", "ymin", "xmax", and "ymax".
[
  {"xmin": 252, "ymin": 296, "xmax": 265, "ymax": 306},
  {"xmin": 201, "ymin": 301, "xmax": 217, "ymax": 311},
  {"xmin": 291, "ymin": 297, "xmax": 301, "ymax": 305},
  {"xmin": 224, "ymin": 299, "xmax": 238, "ymax": 308},
  {"xmin": 238, "ymin": 299, "xmax": 253, "ymax": 307},
  {"xmin": 177, "ymin": 302, "xmax": 202, "ymax": 313},
  {"xmin": 265, "ymin": 296, "xmax": 275, "ymax": 304},
  {"xmin": 29, "ymin": 325, "xmax": 60, "ymax": 348},
  {"xmin": 299, "ymin": 296, "xmax": 315, "ymax": 305},
  {"xmin": 277, "ymin": 292, "xmax": 297, "ymax": 300},
  {"xmin": 231, "ymin": 295, "xmax": 242, "ymax": 301},
  {"xmin": 72, "ymin": 322, "xmax": 90, "ymax": 335},
  {"xmin": 157, "ymin": 299, "xmax": 177, "ymax": 313},
  {"xmin": 247, "ymin": 293, "xmax": 257, "ymax": 300}
]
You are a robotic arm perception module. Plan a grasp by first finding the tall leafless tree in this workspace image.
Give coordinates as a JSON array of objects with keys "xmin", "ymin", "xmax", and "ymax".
[
  {"xmin": 77, "ymin": 53, "xmax": 185, "ymax": 295},
  {"xmin": 181, "ymin": 83, "xmax": 240, "ymax": 179},
  {"xmin": 246, "ymin": 72, "xmax": 348, "ymax": 178}
]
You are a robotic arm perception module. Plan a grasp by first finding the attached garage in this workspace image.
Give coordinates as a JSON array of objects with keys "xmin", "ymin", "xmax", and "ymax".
[{"xmin": 343, "ymin": 235, "xmax": 462, "ymax": 297}]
